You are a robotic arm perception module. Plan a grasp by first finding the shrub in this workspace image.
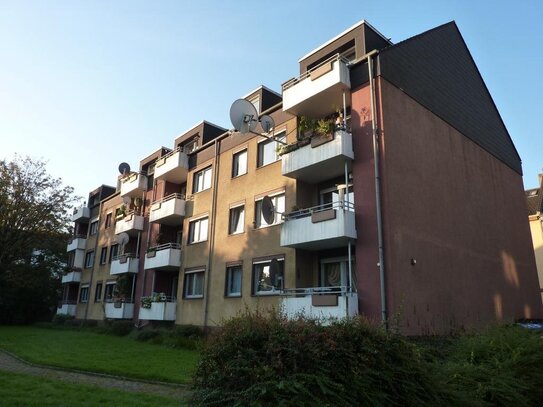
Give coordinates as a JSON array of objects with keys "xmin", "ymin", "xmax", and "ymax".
[
  {"xmin": 107, "ymin": 320, "xmax": 133, "ymax": 336},
  {"xmin": 174, "ymin": 325, "xmax": 204, "ymax": 339},
  {"xmin": 52, "ymin": 314, "xmax": 75, "ymax": 326},
  {"xmin": 191, "ymin": 310, "xmax": 441, "ymax": 406},
  {"xmin": 136, "ymin": 329, "xmax": 162, "ymax": 342}
]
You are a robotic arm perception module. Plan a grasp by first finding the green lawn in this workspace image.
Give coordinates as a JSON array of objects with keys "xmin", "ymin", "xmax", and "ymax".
[
  {"xmin": 0, "ymin": 371, "xmax": 183, "ymax": 406},
  {"xmin": 0, "ymin": 326, "xmax": 199, "ymax": 383}
]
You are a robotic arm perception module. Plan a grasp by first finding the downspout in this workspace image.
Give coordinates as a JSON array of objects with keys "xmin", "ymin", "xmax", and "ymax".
[
  {"xmin": 367, "ymin": 50, "xmax": 387, "ymax": 327},
  {"xmin": 84, "ymin": 200, "xmax": 103, "ymax": 321},
  {"xmin": 203, "ymin": 138, "xmax": 220, "ymax": 328}
]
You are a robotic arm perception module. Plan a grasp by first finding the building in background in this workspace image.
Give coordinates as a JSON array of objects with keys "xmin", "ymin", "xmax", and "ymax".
[
  {"xmin": 526, "ymin": 174, "xmax": 543, "ymax": 303},
  {"xmin": 58, "ymin": 20, "xmax": 542, "ymax": 334}
]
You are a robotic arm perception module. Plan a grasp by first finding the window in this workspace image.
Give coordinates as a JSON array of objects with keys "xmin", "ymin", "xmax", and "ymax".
[
  {"xmin": 188, "ymin": 217, "xmax": 208, "ymax": 244},
  {"xmin": 225, "ymin": 265, "xmax": 242, "ymax": 297},
  {"xmin": 255, "ymin": 193, "xmax": 285, "ymax": 228},
  {"xmin": 89, "ymin": 220, "xmax": 99, "ymax": 235},
  {"xmin": 95, "ymin": 283, "xmax": 103, "ymax": 302},
  {"xmin": 184, "ymin": 269, "xmax": 204, "ymax": 298},
  {"xmin": 84, "ymin": 251, "xmax": 95, "ymax": 269},
  {"xmin": 109, "ymin": 244, "xmax": 119, "ymax": 263},
  {"xmin": 104, "ymin": 282, "xmax": 116, "ymax": 301},
  {"xmin": 193, "ymin": 167, "xmax": 212, "ymax": 193},
  {"xmin": 183, "ymin": 139, "xmax": 198, "ymax": 153},
  {"xmin": 79, "ymin": 285, "xmax": 89, "ymax": 303},
  {"xmin": 105, "ymin": 213, "xmax": 112, "ymax": 228},
  {"xmin": 99, "ymin": 247, "xmax": 108, "ymax": 265},
  {"xmin": 249, "ymin": 96, "xmax": 260, "ymax": 114},
  {"xmin": 257, "ymin": 132, "xmax": 285, "ymax": 167},
  {"xmin": 232, "ymin": 149, "xmax": 247, "ymax": 177},
  {"xmin": 252, "ymin": 258, "xmax": 284, "ymax": 295},
  {"xmin": 229, "ymin": 205, "xmax": 245, "ymax": 235}
]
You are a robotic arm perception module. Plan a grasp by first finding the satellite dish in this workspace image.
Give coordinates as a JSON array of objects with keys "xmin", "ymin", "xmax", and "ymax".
[
  {"xmin": 118, "ymin": 162, "xmax": 131, "ymax": 175},
  {"xmin": 133, "ymin": 197, "xmax": 142, "ymax": 208},
  {"xmin": 116, "ymin": 232, "xmax": 129, "ymax": 247},
  {"xmin": 261, "ymin": 195, "xmax": 275, "ymax": 225},
  {"xmin": 230, "ymin": 99, "xmax": 258, "ymax": 134},
  {"xmin": 122, "ymin": 196, "xmax": 132, "ymax": 205},
  {"xmin": 269, "ymin": 258, "xmax": 280, "ymax": 286},
  {"xmin": 260, "ymin": 115, "xmax": 275, "ymax": 133}
]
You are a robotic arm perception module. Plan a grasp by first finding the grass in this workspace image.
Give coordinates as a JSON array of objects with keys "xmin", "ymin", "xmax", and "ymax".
[
  {"xmin": 0, "ymin": 326, "xmax": 199, "ymax": 384},
  {"xmin": 0, "ymin": 370, "xmax": 183, "ymax": 406}
]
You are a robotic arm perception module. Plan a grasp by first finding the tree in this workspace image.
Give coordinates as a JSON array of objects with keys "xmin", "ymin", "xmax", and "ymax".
[{"xmin": 0, "ymin": 156, "xmax": 78, "ymax": 323}]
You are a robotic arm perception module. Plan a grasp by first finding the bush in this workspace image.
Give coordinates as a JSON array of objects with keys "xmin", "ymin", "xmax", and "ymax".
[
  {"xmin": 191, "ymin": 310, "xmax": 441, "ymax": 406},
  {"xmin": 52, "ymin": 314, "xmax": 75, "ymax": 326},
  {"xmin": 174, "ymin": 325, "xmax": 204, "ymax": 339},
  {"xmin": 438, "ymin": 325, "xmax": 543, "ymax": 406},
  {"xmin": 107, "ymin": 320, "xmax": 133, "ymax": 336},
  {"xmin": 136, "ymin": 329, "xmax": 162, "ymax": 342}
]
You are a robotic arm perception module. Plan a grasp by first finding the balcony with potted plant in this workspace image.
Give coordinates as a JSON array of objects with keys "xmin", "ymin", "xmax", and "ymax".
[{"xmin": 138, "ymin": 292, "xmax": 177, "ymax": 321}]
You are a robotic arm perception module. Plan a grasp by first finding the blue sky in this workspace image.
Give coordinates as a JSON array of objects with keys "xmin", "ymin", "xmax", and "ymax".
[{"xmin": 1, "ymin": 0, "xmax": 542, "ymax": 200}]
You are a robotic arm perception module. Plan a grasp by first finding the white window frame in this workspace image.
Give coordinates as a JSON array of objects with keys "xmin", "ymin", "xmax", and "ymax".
[
  {"xmin": 188, "ymin": 216, "xmax": 209, "ymax": 244},
  {"xmin": 193, "ymin": 167, "xmax": 212, "ymax": 193},
  {"xmin": 79, "ymin": 284, "xmax": 89, "ymax": 303},
  {"xmin": 232, "ymin": 149, "xmax": 248, "ymax": 177},
  {"xmin": 252, "ymin": 258, "xmax": 284, "ymax": 296},
  {"xmin": 228, "ymin": 204, "xmax": 245, "ymax": 235},
  {"xmin": 84, "ymin": 251, "xmax": 95, "ymax": 269},
  {"xmin": 257, "ymin": 131, "xmax": 286, "ymax": 168},
  {"xmin": 255, "ymin": 192, "xmax": 285, "ymax": 229},
  {"xmin": 225, "ymin": 265, "xmax": 242, "ymax": 297},
  {"xmin": 89, "ymin": 219, "xmax": 99, "ymax": 236},
  {"xmin": 104, "ymin": 281, "xmax": 117, "ymax": 301},
  {"xmin": 184, "ymin": 269, "xmax": 204, "ymax": 299}
]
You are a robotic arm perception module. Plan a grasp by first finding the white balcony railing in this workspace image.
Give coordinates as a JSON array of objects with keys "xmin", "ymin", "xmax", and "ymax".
[
  {"xmin": 282, "ymin": 54, "xmax": 351, "ymax": 117},
  {"xmin": 281, "ymin": 286, "xmax": 358, "ymax": 322},
  {"xmin": 71, "ymin": 206, "xmax": 90, "ymax": 222},
  {"xmin": 61, "ymin": 270, "xmax": 81, "ymax": 284},
  {"xmin": 149, "ymin": 193, "xmax": 186, "ymax": 225},
  {"xmin": 110, "ymin": 254, "xmax": 139, "ymax": 275},
  {"xmin": 281, "ymin": 130, "xmax": 353, "ymax": 183},
  {"xmin": 281, "ymin": 201, "xmax": 356, "ymax": 250},
  {"xmin": 114, "ymin": 211, "xmax": 144, "ymax": 235},
  {"xmin": 104, "ymin": 302, "xmax": 134, "ymax": 319},
  {"xmin": 66, "ymin": 235, "xmax": 87, "ymax": 252},
  {"xmin": 120, "ymin": 172, "xmax": 148, "ymax": 197},
  {"xmin": 154, "ymin": 148, "xmax": 189, "ymax": 184},
  {"xmin": 144, "ymin": 243, "xmax": 182, "ymax": 270},
  {"xmin": 138, "ymin": 296, "xmax": 176, "ymax": 321},
  {"xmin": 57, "ymin": 303, "xmax": 77, "ymax": 316}
]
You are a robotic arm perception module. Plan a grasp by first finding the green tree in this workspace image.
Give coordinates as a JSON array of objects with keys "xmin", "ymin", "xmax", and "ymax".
[{"xmin": 0, "ymin": 156, "xmax": 78, "ymax": 323}]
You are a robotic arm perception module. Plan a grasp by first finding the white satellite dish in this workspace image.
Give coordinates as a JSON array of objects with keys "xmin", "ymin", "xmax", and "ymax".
[
  {"xmin": 230, "ymin": 99, "xmax": 258, "ymax": 134},
  {"xmin": 116, "ymin": 232, "xmax": 129, "ymax": 247},
  {"xmin": 260, "ymin": 115, "xmax": 275, "ymax": 133},
  {"xmin": 123, "ymin": 196, "xmax": 132, "ymax": 205}
]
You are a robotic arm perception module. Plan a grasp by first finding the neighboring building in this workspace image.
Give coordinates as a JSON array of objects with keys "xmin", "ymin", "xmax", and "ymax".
[
  {"xmin": 526, "ymin": 174, "xmax": 543, "ymax": 303},
  {"xmin": 58, "ymin": 20, "xmax": 542, "ymax": 334}
]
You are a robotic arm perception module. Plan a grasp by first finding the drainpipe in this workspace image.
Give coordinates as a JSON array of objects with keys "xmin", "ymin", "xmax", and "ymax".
[
  {"xmin": 203, "ymin": 138, "xmax": 220, "ymax": 328},
  {"xmin": 367, "ymin": 50, "xmax": 387, "ymax": 327}
]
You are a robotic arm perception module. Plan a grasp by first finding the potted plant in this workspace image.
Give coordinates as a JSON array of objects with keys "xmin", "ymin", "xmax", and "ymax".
[
  {"xmin": 297, "ymin": 116, "xmax": 316, "ymax": 146},
  {"xmin": 311, "ymin": 118, "xmax": 336, "ymax": 148}
]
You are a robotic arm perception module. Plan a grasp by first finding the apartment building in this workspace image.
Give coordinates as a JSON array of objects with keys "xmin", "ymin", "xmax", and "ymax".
[
  {"xmin": 526, "ymin": 174, "xmax": 543, "ymax": 303},
  {"xmin": 58, "ymin": 20, "xmax": 542, "ymax": 334}
]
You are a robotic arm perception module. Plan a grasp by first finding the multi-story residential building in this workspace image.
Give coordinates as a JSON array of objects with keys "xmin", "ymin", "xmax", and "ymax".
[
  {"xmin": 526, "ymin": 174, "xmax": 543, "ymax": 303},
  {"xmin": 58, "ymin": 20, "xmax": 542, "ymax": 334}
]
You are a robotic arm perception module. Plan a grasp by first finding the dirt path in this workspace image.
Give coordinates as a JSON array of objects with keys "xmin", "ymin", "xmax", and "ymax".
[{"xmin": 0, "ymin": 350, "xmax": 189, "ymax": 400}]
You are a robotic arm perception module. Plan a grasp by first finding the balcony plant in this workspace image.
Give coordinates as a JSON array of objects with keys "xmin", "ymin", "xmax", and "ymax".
[
  {"xmin": 276, "ymin": 143, "xmax": 299, "ymax": 156},
  {"xmin": 141, "ymin": 292, "xmax": 168, "ymax": 309},
  {"xmin": 115, "ymin": 205, "xmax": 127, "ymax": 221}
]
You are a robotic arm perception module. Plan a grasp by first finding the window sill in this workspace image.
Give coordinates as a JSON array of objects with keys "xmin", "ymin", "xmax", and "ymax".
[
  {"xmin": 187, "ymin": 239, "xmax": 208, "ymax": 246},
  {"xmin": 183, "ymin": 295, "xmax": 204, "ymax": 300},
  {"xmin": 225, "ymin": 294, "xmax": 242, "ymax": 298},
  {"xmin": 231, "ymin": 172, "xmax": 248, "ymax": 179},
  {"xmin": 192, "ymin": 187, "xmax": 211, "ymax": 195},
  {"xmin": 228, "ymin": 231, "xmax": 245, "ymax": 236},
  {"xmin": 256, "ymin": 160, "xmax": 281, "ymax": 170}
]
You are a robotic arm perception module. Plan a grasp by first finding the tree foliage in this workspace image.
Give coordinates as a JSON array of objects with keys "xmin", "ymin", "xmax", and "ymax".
[{"xmin": 0, "ymin": 156, "xmax": 77, "ymax": 323}]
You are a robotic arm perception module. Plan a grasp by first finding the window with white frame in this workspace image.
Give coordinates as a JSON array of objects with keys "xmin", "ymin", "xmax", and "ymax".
[
  {"xmin": 232, "ymin": 149, "xmax": 248, "ymax": 177},
  {"xmin": 249, "ymin": 96, "xmax": 260, "ymax": 114},
  {"xmin": 229, "ymin": 205, "xmax": 245, "ymax": 235},
  {"xmin": 89, "ymin": 220, "xmax": 99, "ymax": 235},
  {"xmin": 79, "ymin": 285, "xmax": 89, "ymax": 303},
  {"xmin": 255, "ymin": 193, "xmax": 285, "ymax": 228},
  {"xmin": 184, "ymin": 269, "xmax": 204, "ymax": 298},
  {"xmin": 193, "ymin": 167, "xmax": 212, "ymax": 193},
  {"xmin": 188, "ymin": 217, "xmax": 209, "ymax": 244},
  {"xmin": 257, "ymin": 131, "xmax": 285, "ymax": 167},
  {"xmin": 252, "ymin": 258, "xmax": 284, "ymax": 295},
  {"xmin": 84, "ymin": 251, "xmax": 95, "ymax": 268},
  {"xmin": 225, "ymin": 265, "xmax": 242, "ymax": 297}
]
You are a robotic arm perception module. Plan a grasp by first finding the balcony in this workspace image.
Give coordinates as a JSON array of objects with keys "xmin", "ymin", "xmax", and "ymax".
[
  {"xmin": 138, "ymin": 295, "xmax": 176, "ymax": 321},
  {"xmin": 66, "ymin": 235, "xmax": 87, "ymax": 252},
  {"xmin": 110, "ymin": 254, "xmax": 139, "ymax": 275},
  {"xmin": 154, "ymin": 148, "xmax": 189, "ymax": 184},
  {"xmin": 120, "ymin": 172, "xmax": 148, "ymax": 198},
  {"xmin": 149, "ymin": 194, "xmax": 186, "ymax": 225},
  {"xmin": 57, "ymin": 303, "xmax": 77, "ymax": 316},
  {"xmin": 281, "ymin": 201, "xmax": 356, "ymax": 250},
  {"xmin": 144, "ymin": 244, "xmax": 182, "ymax": 271},
  {"xmin": 281, "ymin": 130, "xmax": 353, "ymax": 183},
  {"xmin": 115, "ymin": 211, "xmax": 144, "ymax": 235},
  {"xmin": 281, "ymin": 287, "xmax": 358, "ymax": 322},
  {"xmin": 282, "ymin": 54, "xmax": 351, "ymax": 118},
  {"xmin": 71, "ymin": 206, "xmax": 90, "ymax": 223},
  {"xmin": 61, "ymin": 270, "xmax": 81, "ymax": 284},
  {"xmin": 104, "ymin": 302, "xmax": 134, "ymax": 319}
]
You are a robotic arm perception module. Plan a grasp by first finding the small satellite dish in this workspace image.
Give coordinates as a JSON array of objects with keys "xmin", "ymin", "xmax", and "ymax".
[
  {"xmin": 118, "ymin": 162, "xmax": 131, "ymax": 175},
  {"xmin": 122, "ymin": 196, "xmax": 132, "ymax": 205},
  {"xmin": 133, "ymin": 197, "xmax": 143, "ymax": 208},
  {"xmin": 261, "ymin": 195, "xmax": 275, "ymax": 225},
  {"xmin": 230, "ymin": 99, "xmax": 258, "ymax": 134},
  {"xmin": 116, "ymin": 232, "xmax": 129, "ymax": 246},
  {"xmin": 260, "ymin": 115, "xmax": 275, "ymax": 133},
  {"xmin": 269, "ymin": 258, "xmax": 280, "ymax": 285}
]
